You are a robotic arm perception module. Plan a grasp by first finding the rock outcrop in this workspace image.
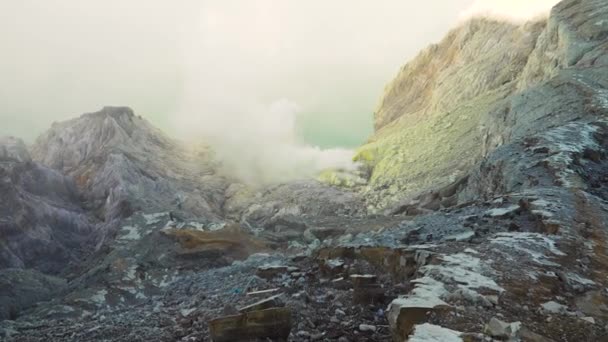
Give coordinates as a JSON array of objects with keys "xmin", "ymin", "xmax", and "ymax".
[
  {"xmin": 0, "ymin": 137, "xmax": 97, "ymax": 274},
  {"xmin": 31, "ymin": 106, "xmax": 228, "ymax": 222},
  {"xmin": 353, "ymin": 0, "xmax": 608, "ymax": 212}
]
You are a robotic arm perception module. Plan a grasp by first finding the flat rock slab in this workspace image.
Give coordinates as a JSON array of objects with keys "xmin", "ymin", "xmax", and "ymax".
[{"xmin": 238, "ymin": 294, "xmax": 285, "ymax": 313}]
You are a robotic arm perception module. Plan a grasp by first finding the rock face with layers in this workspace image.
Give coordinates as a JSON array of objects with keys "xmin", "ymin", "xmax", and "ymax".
[
  {"xmin": 0, "ymin": 137, "xmax": 97, "ymax": 274},
  {"xmin": 30, "ymin": 106, "xmax": 228, "ymax": 223},
  {"xmin": 353, "ymin": 0, "xmax": 608, "ymax": 212}
]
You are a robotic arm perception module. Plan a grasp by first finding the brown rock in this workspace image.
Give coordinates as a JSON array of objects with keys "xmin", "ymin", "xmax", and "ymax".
[
  {"xmin": 350, "ymin": 274, "xmax": 384, "ymax": 305},
  {"xmin": 387, "ymin": 296, "xmax": 451, "ymax": 342},
  {"xmin": 316, "ymin": 245, "xmax": 419, "ymax": 282},
  {"xmin": 209, "ymin": 307, "xmax": 292, "ymax": 342}
]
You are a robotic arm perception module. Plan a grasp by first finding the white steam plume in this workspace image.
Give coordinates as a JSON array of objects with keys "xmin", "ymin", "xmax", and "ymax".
[
  {"xmin": 460, "ymin": 0, "xmax": 560, "ymax": 21},
  {"xmin": 173, "ymin": 1, "xmax": 359, "ymax": 185}
]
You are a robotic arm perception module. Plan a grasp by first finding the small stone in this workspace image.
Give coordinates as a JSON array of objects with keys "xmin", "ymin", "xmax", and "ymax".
[
  {"xmin": 541, "ymin": 301, "xmax": 567, "ymax": 314},
  {"xmin": 297, "ymin": 330, "xmax": 311, "ymax": 338},
  {"xmin": 335, "ymin": 309, "xmax": 346, "ymax": 317},
  {"xmin": 311, "ymin": 332, "xmax": 325, "ymax": 340},
  {"xmin": 359, "ymin": 324, "xmax": 377, "ymax": 333},
  {"xmin": 581, "ymin": 317, "xmax": 596, "ymax": 324},
  {"xmin": 486, "ymin": 295, "xmax": 499, "ymax": 306},
  {"xmin": 485, "ymin": 317, "xmax": 520, "ymax": 339}
]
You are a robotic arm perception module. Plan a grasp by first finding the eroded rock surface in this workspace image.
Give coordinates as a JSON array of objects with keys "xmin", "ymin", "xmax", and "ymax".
[{"xmin": 0, "ymin": 137, "xmax": 97, "ymax": 274}]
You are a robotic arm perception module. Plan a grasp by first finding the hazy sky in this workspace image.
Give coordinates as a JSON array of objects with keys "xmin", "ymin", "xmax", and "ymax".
[
  {"xmin": 0, "ymin": 0, "xmax": 467, "ymax": 144},
  {"xmin": 0, "ymin": 0, "xmax": 559, "ymax": 182}
]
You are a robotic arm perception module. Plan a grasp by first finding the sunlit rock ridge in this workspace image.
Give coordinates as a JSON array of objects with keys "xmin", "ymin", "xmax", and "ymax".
[
  {"xmin": 1, "ymin": 0, "xmax": 608, "ymax": 341},
  {"xmin": 350, "ymin": 0, "xmax": 608, "ymax": 211}
]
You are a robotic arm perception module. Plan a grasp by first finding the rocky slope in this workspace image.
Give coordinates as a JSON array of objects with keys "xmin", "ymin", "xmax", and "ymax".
[
  {"xmin": 353, "ymin": 0, "xmax": 608, "ymax": 212},
  {"xmin": 1, "ymin": 0, "xmax": 608, "ymax": 341},
  {"xmin": 0, "ymin": 137, "xmax": 97, "ymax": 274},
  {"xmin": 30, "ymin": 106, "xmax": 228, "ymax": 223},
  {"xmin": 0, "ymin": 106, "xmax": 367, "ymax": 329}
]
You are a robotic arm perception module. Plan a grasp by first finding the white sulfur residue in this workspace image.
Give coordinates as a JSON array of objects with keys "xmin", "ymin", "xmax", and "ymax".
[
  {"xmin": 531, "ymin": 199, "xmax": 551, "ymax": 207},
  {"xmin": 408, "ymin": 323, "xmax": 463, "ymax": 342},
  {"xmin": 597, "ymin": 89, "xmax": 608, "ymax": 109},
  {"xmin": 567, "ymin": 273, "xmax": 596, "ymax": 286},
  {"xmin": 117, "ymin": 286, "xmax": 137, "ymax": 295},
  {"xmin": 157, "ymin": 271, "xmax": 179, "ymax": 288},
  {"xmin": 423, "ymin": 253, "xmax": 504, "ymax": 293},
  {"xmin": 444, "ymin": 230, "xmax": 475, "ymax": 241},
  {"xmin": 494, "ymin": 232, "xmax": 565, "ymax": 256},
  {"xmin": 491, "ymin": 232, "xmax": 565, "ymax": 266},
  {"xmin": 389, "ymin": 277, "xmax": 448, "ymax": 310},
  {"xmin": 180, "ymin": 308, "xmax": 197, "ymax": 317},
  {"xmin": 188, "ymin": 222, "xmax": 205, "ymax": 231},
  {"xmin": 143, "ymin": 212, "xmax": 167, "ymax": 225},
  {"xmin": 542, "ymin": 122, "xmax": 601, "ymax": 187},
  {"xmin": 541, "ymin": 301, "xmax": 568, "ymax": 314},
  {"xmin": 119, "ymin": 226, "xmax": 141, "ymax": 241},
  {"xmin": 90, "ymin": 289, "xmax": 108, "ymax": 305},
  {"xmin": 485, "ymin": 205, "xmax": 520, "ymax": 217},
  {"xmin": 123, "ymin": 264, "xmax": 137, "ymax": 281}
]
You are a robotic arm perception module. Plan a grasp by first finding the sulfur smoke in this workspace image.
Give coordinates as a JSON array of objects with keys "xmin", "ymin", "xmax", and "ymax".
[
  {"xmin": 0, "ymin": 1, "xmax": 561, "ymax": 186},
  {"xmin": 172, "ymin": 0, "xmax": 469, "ymax": 185},
  {"xmin": 461, "ymin": 0, "xmax": 560, "ymax": 21}
]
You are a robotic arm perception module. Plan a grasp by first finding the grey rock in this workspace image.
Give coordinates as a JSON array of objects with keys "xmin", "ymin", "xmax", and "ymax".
[
  {"xmin": 0, "ymin": 140, "xmax": 98, "ymax": 273},
  {"xmin": 359, "ymin": 324, "xmax": 377, "ymax": 332},
  {"xmin": 31, "ymin": 106, "xmax": 227, "ymax": 222},
  {"xmin": 0, "ymin": 136, "xmax": 31, "ymax": 162},
  {"xmin": 485, "ymin": 317, "xmax": 520, "ymax": 339}
]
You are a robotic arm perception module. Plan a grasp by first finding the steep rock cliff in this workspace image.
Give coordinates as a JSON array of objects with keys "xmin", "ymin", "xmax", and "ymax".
[
  {"xmin": 355, "ymin": 0, "xmax": 608, "ymax": 211},
  {"xmin": 0, "ymin": 137, "xmax": 97, "ymax": 274},
  {"xmin": 30, "ymin": 107, "xmax": 228, "ymax": 223}
]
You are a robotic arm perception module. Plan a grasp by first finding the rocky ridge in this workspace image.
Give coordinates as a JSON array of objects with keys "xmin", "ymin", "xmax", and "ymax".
[{"xmin": 351, "ymin": 0, "xmax": 608, "ymax": 212}]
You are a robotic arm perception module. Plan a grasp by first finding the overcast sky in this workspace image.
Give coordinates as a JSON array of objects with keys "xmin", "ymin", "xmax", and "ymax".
[{"xmin": 0, "ymin": 0, "xmax": 559, "ymax": 182}]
